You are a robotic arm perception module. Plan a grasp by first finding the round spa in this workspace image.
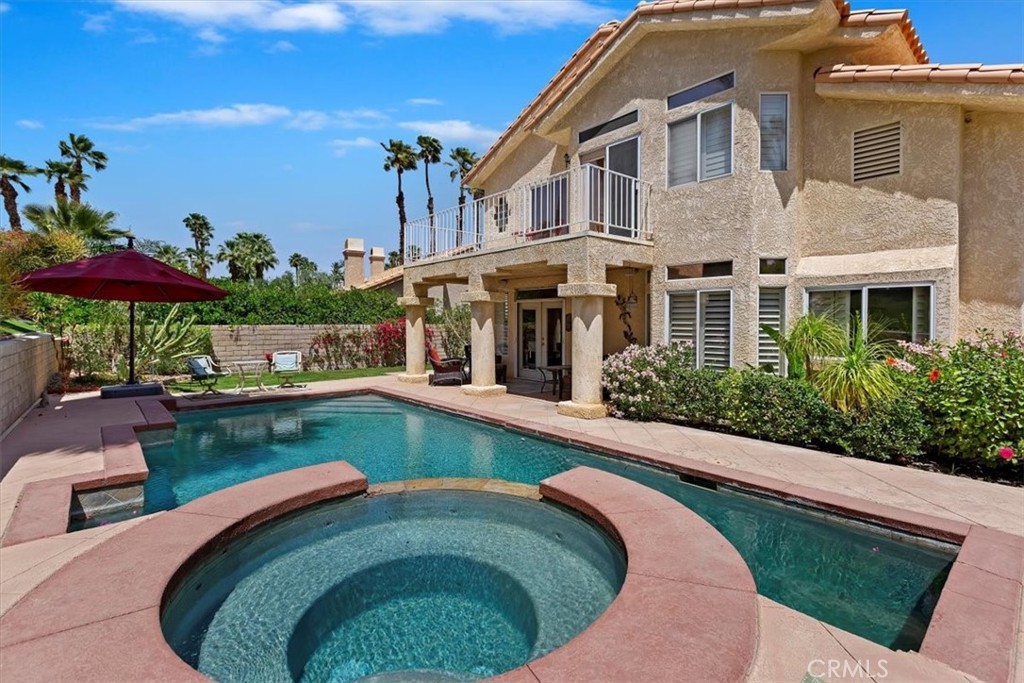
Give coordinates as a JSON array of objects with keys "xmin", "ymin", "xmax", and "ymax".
[{"xmin": 161, "ymin": 489, "xmax": 627, "ymax": 682}]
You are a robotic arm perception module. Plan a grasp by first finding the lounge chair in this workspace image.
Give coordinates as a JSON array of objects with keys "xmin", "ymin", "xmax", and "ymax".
[
  {"xmin": 185, "ymin": 355, "xmax": 231, "ymax": 395},
  {"xmin": 270, "ymin": 351, "xmax": 303, "ymax": 388},
  {"xmin": 427, "ymin": 342, "xmax": 466, "ymax": 386}
]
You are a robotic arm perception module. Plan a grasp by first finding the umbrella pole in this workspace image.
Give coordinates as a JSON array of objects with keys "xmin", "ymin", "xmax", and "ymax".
[{"xmin": 128, "ymin": 300, "xmax": 137, "ymax": 385}]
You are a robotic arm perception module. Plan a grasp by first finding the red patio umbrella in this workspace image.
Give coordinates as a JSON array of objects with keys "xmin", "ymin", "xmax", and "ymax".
[{"xmin": 19, "ymin": 237, "xmax": 228, "ymax": 388}]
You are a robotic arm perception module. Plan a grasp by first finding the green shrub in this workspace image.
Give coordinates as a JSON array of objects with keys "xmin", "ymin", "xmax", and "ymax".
[
  {"xmin": 602, "ymin": 342, "xmax": 694, "ymax": 421},
  {"xmin": 896, "ymin": 331, "xmax": 1023, "ymax": 466},
  {"xmin": 718, "ymin": 370, "xmax": 838, "ymax": 448},
  {"xmin": 841, "ymin": 399, "xmax": 928, "ymax": 462},
  {"xmin": 666, "ymin": 367, "xmax": 722, "ymax": 427}
]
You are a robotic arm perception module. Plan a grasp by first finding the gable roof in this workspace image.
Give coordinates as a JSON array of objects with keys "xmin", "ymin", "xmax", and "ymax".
[{"xmin": 464, "ymin": 0, "xmax": 928, "ymax": 186}]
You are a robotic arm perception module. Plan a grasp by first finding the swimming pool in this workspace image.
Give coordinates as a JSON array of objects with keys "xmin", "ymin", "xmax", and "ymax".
[{"xmin": 142, "ymin": 394, "xmax": 956, "ymax": 650}]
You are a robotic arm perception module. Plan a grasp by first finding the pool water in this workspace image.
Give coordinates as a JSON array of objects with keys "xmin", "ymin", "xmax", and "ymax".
[
  {"xmin": 161, "ymin": 490, "xmax": 625, "ymax": 683},
  {"xmin": 144, "ymin": 395, "xmax": 956, "ymax": 650}
]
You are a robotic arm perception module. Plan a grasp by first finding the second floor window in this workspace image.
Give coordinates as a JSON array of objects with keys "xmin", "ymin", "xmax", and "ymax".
[
  {"xmin": 759, "ymin": 93, "xmax": 788, "ymax": 171},
  {"xmin": 668, "ymin": 103, "xmax": 733, "ymax": 187}
]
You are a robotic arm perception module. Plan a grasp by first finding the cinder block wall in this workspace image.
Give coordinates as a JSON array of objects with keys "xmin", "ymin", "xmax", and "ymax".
[
  {"xmin": 1, "ymin": 334, "xmax": 59, "ymax": 435},
  {"xmin": 209, "ymin": 325, "xmax": 371, "ymax": 364}
]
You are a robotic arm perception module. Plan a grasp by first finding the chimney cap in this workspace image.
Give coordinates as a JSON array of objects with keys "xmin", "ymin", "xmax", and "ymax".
[
  {"xmin": 369, "ymin": 246, "xmax": 385, "ymax": 259},
  {"xmin": 343, "ymin": 237, "xmax": 365, "ymax": 254}
]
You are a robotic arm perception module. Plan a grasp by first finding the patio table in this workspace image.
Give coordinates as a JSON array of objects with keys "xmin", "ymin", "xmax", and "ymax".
[
  {"xmin": 232, "ymin": 359, "xmax": 271, "ymax": 393},
  {"xmin": 539, "ymin": 364, "xmax": 572, "ymax": 398}
]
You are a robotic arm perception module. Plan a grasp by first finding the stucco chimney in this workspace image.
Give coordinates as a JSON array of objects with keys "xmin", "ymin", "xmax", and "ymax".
[
  {"xmin": 369, "ymin": 246, "xmax": 385, "ymax": 278},
  {"xmin": 343, "ymin": 238, "xmax": 365, "ymax": 289}
]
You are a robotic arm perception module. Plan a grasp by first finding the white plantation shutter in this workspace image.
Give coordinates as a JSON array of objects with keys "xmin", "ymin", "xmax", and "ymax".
[
  {"xmin": 700, "ymin": 105, "xmax": 732, "ymax": 180},
  {"xmin": 912, "ymin": 286, "xmax": 931, "ymax": 342},
  {"xmin": 759, "ymin": 94, "xmax": 788, "ymax": 171},
  {"xmin": 758, "ymin": 288, "xmax": 785, "ymax": 373},
  {"xmin": 853, "ymin": 121, "xmax": 901, "ymax": 181},
  {"xmin": 699, "ymin": 291, "xmax": 732, "ymax": 370},
  {"xmin": 668, "ymin": 116, "xmax": 698, "ymax": 187},
  {"xmin": 668, "ymin": 292, "xmax": 697, "ymax": 345}
]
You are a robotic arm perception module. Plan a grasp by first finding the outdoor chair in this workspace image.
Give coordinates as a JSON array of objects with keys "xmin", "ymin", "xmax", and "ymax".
[
  {"xmin": 427, "ymin": 342, "xmax": 467, "ymax": 386},
  {"xmin": 185, "ymin": 355, "xmax": 231, "ymax": 396},
  {"xmin": 270, "ymin": 351, "xmax": 303, "ymax": 388}
]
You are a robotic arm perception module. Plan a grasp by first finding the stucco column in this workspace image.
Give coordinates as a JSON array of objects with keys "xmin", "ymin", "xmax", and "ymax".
[
  {"xmin": 462, "ymin": 291, "xmax": 507, "ymax": 397},
  {"xmin": 557, "ymin": 282, "xmax": 616, "ymax": 419},
  {"xmin": 397, "ymin": 296, "xmax": 433, "ymax": 384}
]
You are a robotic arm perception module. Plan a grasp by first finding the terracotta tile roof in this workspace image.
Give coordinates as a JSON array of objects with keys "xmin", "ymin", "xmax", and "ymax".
[
  {"xmin": 356, "ymin": 265, "xmax": 404, "ymax": 290},
  {"xmin": 815, "ymin": 63, "xmax": 1024, "ymax": 85},
  {"xmin": 464, "ymin": 0, "xmax": 929, "ymax": 185}
]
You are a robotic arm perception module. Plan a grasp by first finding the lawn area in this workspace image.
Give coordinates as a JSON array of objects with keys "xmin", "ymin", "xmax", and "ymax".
[{"xmin": 167, "ymin": 366, "xmax": 404, "ymax": 393}]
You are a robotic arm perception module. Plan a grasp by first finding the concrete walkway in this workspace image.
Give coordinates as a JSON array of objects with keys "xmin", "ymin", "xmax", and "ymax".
[{"xmin": 1, "ymin": 376, "xmax": 1021, "ymax": 682}]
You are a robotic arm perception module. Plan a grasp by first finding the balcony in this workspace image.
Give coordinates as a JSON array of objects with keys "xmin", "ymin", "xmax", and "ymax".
[{"xmin": 404, "ymin": 164, "xmax": 654, "ymax": 264}]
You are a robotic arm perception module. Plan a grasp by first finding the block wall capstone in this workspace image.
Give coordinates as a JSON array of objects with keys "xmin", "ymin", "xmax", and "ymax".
[
  {"xmin": 209, "ymin": 325, "xmax": 373, "ymax": 365},
  {"xmin": 1, "ymin": 334, "xmax": 59, "ymax": 435}
]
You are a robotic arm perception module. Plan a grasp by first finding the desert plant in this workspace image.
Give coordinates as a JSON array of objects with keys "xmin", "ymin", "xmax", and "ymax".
[
  {"xmin": 133, "ymin": 304, "xmax": 202, "ymax": 378},
  {"xmin": 813, "ymin": 318, "xmax": 899, "ymax": 412},
  {"xmin": 436, "ymin": 304, "xmax": 471, "ymax": 358}
]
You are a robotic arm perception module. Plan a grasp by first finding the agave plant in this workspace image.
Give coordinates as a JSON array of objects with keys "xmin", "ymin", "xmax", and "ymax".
[{"xmin": 133, "ymin": 304, "xmax": 202, "ymax": 377}]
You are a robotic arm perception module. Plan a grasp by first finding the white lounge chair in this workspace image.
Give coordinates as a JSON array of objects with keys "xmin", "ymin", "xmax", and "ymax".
[{"xmin": 270, "ymin": 351, "xmax": 303, "ymax": 388}]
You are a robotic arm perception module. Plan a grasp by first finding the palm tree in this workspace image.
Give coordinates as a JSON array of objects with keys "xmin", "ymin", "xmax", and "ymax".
[
  {"xmin": 288, "ymin": 252, "xmax": 303, "ymax": 281},
  {"xmin": 153, "ymin": 244, "xmax": 187, "ymax": 269},
  {"xmin": 446, "ymin": 147, "xmax": 479, "ymax": 247},
  {"xmin": 240, "ymin": 232, "xmax": 277, "ymax": 280},
  {"xmin": 23, "ymin": 199, "xmax": 130, "ymax": 244},
  {"xmin": 183, "ymin": 213, "xmax": 214, "ymax": 278},
  {"xmin": 417, "ymin": 135, "xmax": 443, "ymax": 253},
  {"xmin": 59, "ymin": 133, "xmax": 108, "ymax": 203},
  {"xmin": 42, "ymin": 160, "xmax": 75, "ymax": 203},
  {"xmin": 381, "ymin": 139, "xmax": 418, "ymax": 265},
  {"xmin": 1, "ymin": 155, "xmax": 39, "ymax": 231},
  {"xmin": 216, "ymin": 237, "xmax": 246, "ymax": 281}
]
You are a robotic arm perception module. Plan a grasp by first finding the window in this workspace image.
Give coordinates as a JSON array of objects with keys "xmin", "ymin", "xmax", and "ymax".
[
  {"xmin": 494, "ymin": 197, "xmax": 509, "ymax": 233},
  {"xmin": 668, "ymin": 290, "xmax": 732, "ymax": 370},
  {"xmin": 853, "ymin": 121, "xmax": 901, "ymax": 182},
  {"xmin": 667, "ymin": 72, "xmax": 735, "ymax": 110},
  {"xmin": 758, "ymin": 288, "xmax": 786, "ymax": 374},
  {"xmin": 579, "ymin": 110, "xmax": 638, "ymax": 144},
  {"xmin": 759, "ymin": 258, "xmax": 786, "ymax": 275},
  {"xmin": 668, "ymin": 104, "xmax": 733, "ymax": 186},
  {"xmin": 667, "ymin": 261, "xmax": 732, "ymax": 279},
  {"xmin": 759, "ymin": 94, "xmax": 788, "ymax": 171},
  {"xmin": 807, "ymin": 284, "xmax": 932, "ymax": 342}
]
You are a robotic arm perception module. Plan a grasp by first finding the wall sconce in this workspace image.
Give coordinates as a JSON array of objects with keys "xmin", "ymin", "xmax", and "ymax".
[{"xmin": 563, "ymin": 153, "xmax": 571, "ymax": 169}]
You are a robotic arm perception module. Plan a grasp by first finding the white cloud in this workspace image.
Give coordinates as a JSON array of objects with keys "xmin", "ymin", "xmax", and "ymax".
[
  {"xmin": 16, "ymin": 119, "xmax": 44, "ymax": 129},
  {"xmin": 335, "ymin": 108, "xmax": 389, "ymax": 128},
  {"xmin": 399, "ymin": 120, "xmax": 500, "ymax": 147},
  {"xmin": 286, "ymin": 110, "xmax": 332, "ymax": 131},
  {"xmin": 406, "ymin": 98, "xmax": 442, "ymax": 106},
  {"xmin": 0, "ymin": 3, "xmax": 10, "ymax": 13},
  {"xmin": 112, "ymin": 1, "xmax": 347, "ymax": 31},
  {"xmin": 96, "ymin": 103, "xmax": 293, "ymax": 131},
  {"xmin": 329, "ymin": 136, "xmax": 375, "ymax": 157},
  {"xmin": 340, "ymin": 0, "xmax": 611, "ymax": 36},
  {"xmin": 197, "ymin": 27, "xmax": 226, "ymax": 43},
  {"xmin": 129, "ymin": 28, "xmax": 159, "ymax": 44},
  {"xmin": 82, "ymin": 12, "xmax": 113, "ymax": 32},
  {"xmin": 266, "ymin": 39, "xmax": 297, "ymax": 53}
]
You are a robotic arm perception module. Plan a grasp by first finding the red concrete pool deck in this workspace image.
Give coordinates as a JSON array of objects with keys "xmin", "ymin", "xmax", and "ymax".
[
  {"xmin": 0, "ymin": 376, "xmax": 1022, "ymax": 682},
  {"xmin": 0, "ymin": 464, "xmax": 759, "ymax": 683}
]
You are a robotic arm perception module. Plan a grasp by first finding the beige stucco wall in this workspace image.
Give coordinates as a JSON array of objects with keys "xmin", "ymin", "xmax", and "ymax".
[
  {"xmin": 958, "ymin": 110, "xmax": 1024, "ymax": 337},
  {"xmin": 210, "ymin": 325, "xmax": 373, "ymax": 365},
  {"xmin": 1, "ymin": 334, "xmax": 58, "ymax": 436}
]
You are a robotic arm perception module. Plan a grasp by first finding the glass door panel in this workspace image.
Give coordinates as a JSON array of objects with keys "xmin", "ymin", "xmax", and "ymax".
[{"xmin": 607, "ymin": 137, "xmax": 639, "ymax": 238}]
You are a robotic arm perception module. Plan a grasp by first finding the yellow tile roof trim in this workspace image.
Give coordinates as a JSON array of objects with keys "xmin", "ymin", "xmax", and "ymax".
[
  {"xmin": 464, "ymin": 0, "xmax": 927, "ymax": 186},
  {"xmin": 815, "ymin": 63, "xmax": 1024, "ymax": 85}
]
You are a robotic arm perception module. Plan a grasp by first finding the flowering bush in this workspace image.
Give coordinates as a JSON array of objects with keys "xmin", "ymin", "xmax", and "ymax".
[
  {"xmin": 308, "ymin": 319, "xmax": 405, "ymax": 370},
  {"xmin": 896, "ymin": 330, "xmax": 1023, "ymax": 465},
  {"xmin": 602, "ymin": 342, "xmax": 694, "ymax": 420}
]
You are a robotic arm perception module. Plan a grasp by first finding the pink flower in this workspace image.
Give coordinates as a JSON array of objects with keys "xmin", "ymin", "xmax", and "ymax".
[
  {"xmin": 998, "ymin": 447, "xmax": 1015, "ymax": 461},
  {"xmin": 928, "ymin": 368, "xmax": 940, "ymax": 382}
]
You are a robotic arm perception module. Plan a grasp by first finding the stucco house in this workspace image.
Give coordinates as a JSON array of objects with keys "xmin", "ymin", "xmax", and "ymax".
[{"xmin": 397, "ymin": 0, "xmax": 1024, "ymax": 418}]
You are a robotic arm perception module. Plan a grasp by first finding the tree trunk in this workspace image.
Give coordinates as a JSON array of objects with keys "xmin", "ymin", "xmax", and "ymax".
[
  {"xmin": 396, "ymin": 169, "xmax": 406, "ymax": 265},
  {"xmin": 1, "ymin": 178, "xmax": 22, "ymax": 231},
  {"xmin": 70, "ymin": 160, "xmax": 82, "ymax": 204},
  {"xmin": 54, "ymin": 179, "xmax": 67, "ymax": 203},
  {"xmin": 425, "ymin": 163, "xmax": 435, "ymax": 255}
]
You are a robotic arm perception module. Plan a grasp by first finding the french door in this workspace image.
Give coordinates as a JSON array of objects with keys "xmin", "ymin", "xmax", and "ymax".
[
  {"xmin": 585, "ymin": 136, "xmax": 640, "ymax": 238},
  {"xmin": 518, "ymin": 301, "xmax": 565, "ymax": 381}
]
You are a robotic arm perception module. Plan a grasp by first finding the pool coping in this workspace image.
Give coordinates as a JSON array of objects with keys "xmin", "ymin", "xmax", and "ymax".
[
  {"xmin": 0, "ymin": 464, "xmax": 759, "ymax": 683},
  {"xmin": 2, "ymin": 385, "xmax": 1022, "ymax": 682}
]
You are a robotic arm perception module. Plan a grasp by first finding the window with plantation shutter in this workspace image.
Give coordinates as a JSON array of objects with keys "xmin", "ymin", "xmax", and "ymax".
[
  {"xmin": 853, "ymin": 121, "xmax": 901, "ymax": 182},
  {"xmin": 758, "ymin": 288, "xmax": 785, "ymax": 374},
  {"xmin": 667, "ymin": 103, "xmax": 732, "ymax": 187},
  {"xmin": 759, "ymin": 94, "xmax": 788, "ymax": 171},
  {"xmin": 668, "ymin": 290, "xmax": 732, "ymax": 369}
]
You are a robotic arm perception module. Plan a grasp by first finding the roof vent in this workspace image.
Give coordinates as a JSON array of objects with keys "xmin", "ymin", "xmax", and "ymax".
[{"xmin": 853, "ymin": 121, "xmax": 901, "ymax": 182}]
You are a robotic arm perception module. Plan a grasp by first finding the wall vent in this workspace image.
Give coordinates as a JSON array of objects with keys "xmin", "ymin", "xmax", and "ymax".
[{"xmin": 853, "ymin": 121, "xmax": 901, "ymax": 182}]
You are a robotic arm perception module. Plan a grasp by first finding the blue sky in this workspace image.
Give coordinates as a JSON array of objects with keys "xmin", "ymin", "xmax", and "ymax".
[{"xmin": 2, "ymin": 1, "xmax": 1022, "ymax": 276}]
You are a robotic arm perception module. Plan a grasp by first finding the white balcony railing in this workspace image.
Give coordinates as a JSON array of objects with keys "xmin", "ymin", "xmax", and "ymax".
[{"xmin": 404, "ymin": 164, "xmax": 653, "ymax": 264}]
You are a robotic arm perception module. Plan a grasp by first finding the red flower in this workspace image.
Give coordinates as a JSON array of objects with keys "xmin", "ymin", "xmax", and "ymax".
[
  {"xmin": 886, "ymin": 357, "xmax": 897, "ymax": 367},
  {"xmin": 928, "ymin": 368, "xmax": 940, "ymax": 382},
  {"xmin": 999, "ymin": 447, "xmax": 1015, "ymax": 461}
]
